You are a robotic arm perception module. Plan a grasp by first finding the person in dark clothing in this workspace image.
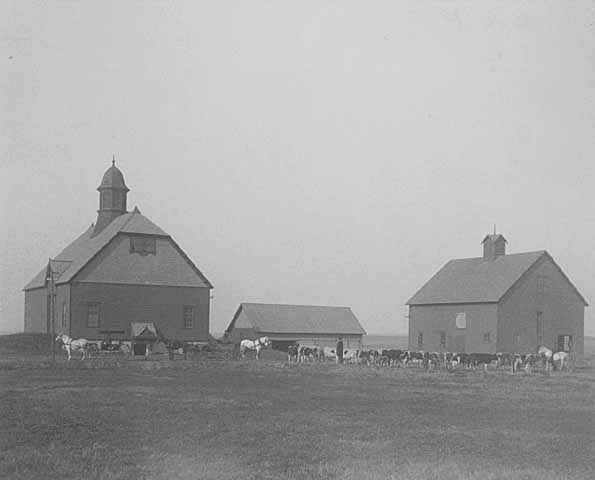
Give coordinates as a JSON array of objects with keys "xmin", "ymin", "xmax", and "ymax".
[{"xmin": 336, "ymin": 338, "xmax": 344, "ymax": 364}]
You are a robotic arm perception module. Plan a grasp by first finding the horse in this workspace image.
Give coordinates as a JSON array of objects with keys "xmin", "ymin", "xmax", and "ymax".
[
  {"xmin": 537, "ymin": 346, "xmax": 554, "ymax": 372},
  {"xmin": 553, "ymin": 351, "xmax": 571, "ymax": 371},
  {"xmin": 239, "ymin": 336, "xmax": 270, "ymax": 359},
  {"xmin": 55, "ymin": 333, "xmax": 89, "ymax": 360}
]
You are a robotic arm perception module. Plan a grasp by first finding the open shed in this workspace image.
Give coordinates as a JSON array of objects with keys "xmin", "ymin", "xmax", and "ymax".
[{"xmin": 224, "ymin": 303, "xmax": 366, "ymax": 350}]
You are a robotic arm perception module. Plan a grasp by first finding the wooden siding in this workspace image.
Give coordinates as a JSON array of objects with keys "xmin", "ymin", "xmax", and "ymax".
[
  {"xmin": 74, "ymin": 234, "xmax": 209, "ymax": 287},
  {"xmin": 24, "ymin": 285, "xmax": 70, "ymax": 334},
  {"xmin": 498, "ymin": 256, "xmax": 585, "ymax": 355},
  {"xmin": 225, "ymin": 327, "xmax": 257, "ymax": 343},
  {"xmin": 24, "ymin": 288, "xmax": 47, "ymax": 333},
  {"xmin": 70, "ymin": 283, "xmax": 210, "ymax": 341},
  {"xmin": 408, "ymin": 303, "xmax": 498, "ymax": 353},
  {"xmin": 225, "ymin": 310, "xmax": 363, "ymax": 348},
  {"xmin": 225, "ymin": 328, "xmax": 362, "ymax": 348},
  {"xmin": 259, "ymin": 333, "xmax": 362, "ymax": 349}
]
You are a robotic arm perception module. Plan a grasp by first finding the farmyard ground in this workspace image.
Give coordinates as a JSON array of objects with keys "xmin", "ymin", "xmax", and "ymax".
[{"xmin": 1, "ymin": 341, "xmax": 594, "ymax": 480}]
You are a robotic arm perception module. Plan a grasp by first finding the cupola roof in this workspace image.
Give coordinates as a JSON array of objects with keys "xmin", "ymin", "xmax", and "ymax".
[{"xmin": 97, "ymin": 158, "xmax": 129, "ymax": 191}]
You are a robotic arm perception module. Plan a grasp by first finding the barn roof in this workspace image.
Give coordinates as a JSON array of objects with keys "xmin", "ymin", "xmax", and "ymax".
[
  {"xmin": 227, "ymin": 303, "xmax": 367, "ymax": 335},
  {"xmin": 407, "ymin": 250, "xmax": 588, "ymax": 306},
  {"xmin": 23, "ymin": 211, "xmax": 212, "ymax": 290}
]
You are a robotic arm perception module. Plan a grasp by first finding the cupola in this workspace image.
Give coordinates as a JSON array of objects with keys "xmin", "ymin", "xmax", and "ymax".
[
  {"xmin": 482, "ymin": 233, "xmax": 507, "ymax": 261},
  {"xmin": 92, "ymin": 158, "xmax": 129, "ymax": 236}
]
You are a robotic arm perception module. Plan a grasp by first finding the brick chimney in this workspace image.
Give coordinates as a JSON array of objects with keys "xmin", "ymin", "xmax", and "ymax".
[{"xmin": 482, "ymin": 234, "xmax": 506, "ymax": 261}]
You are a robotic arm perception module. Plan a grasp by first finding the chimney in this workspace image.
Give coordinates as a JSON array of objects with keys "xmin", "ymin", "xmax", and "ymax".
[{"xmin": 482, "ymin": 234, "xmax": 507, "ymax": 261}]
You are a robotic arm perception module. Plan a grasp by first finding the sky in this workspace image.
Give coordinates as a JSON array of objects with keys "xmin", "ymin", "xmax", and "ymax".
[{"xmin": 1, "ymin": 1, "xmax": 594, "ymax": 336}]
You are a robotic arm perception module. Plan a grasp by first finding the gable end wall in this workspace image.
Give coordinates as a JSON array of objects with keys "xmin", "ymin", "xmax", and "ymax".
[{"xmin": 498, "ymin": 256, "xmax": 584, "ymax": 354}]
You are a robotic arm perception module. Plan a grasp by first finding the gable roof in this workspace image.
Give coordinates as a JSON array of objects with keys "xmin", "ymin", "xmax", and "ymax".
[
  {"xmin": 407, "ymin": 250, "xmax": 588, "ymax": 306},
  {"xmin": 226, "ymin": 303, "xmax": 366, "ymax": 335},
  {"xmin": 23, "ymin": 211, "xmax": 212, "ymax": 290},
  {"xmin": 407, "ymin": 251, "xmax": 544, "ymax": 305}
]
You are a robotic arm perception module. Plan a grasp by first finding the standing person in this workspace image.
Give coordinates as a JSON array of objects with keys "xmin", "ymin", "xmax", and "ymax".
[{"xmin": 336, "ymin": 337, "xmax": 344, "ymax": 365}]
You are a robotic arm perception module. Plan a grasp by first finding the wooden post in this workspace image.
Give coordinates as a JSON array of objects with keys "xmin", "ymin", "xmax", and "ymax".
[{"xmin": 47, "ymin": 259, "xmax": 56, "ymax": 363}]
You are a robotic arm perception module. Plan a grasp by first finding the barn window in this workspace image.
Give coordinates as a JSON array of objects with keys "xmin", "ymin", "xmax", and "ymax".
[
  {"xmin": 87, "ymin": 303, "xmax": 100, "ymax": 328},
  {"xmin": 483, "ymin": 332, "xmax": 491, "ymax": 343},
  {"xmin": 130, "ymin": 236, "xmax": 156, "ymax": 255},
  {"xmin": 417, "ymin": 332, "xmax": 423, "ymax": 348},
  {"xmin": 183, "ymin": 306, "xmax": 194, "ymax": 329},
  {"xmin": 439, "ymin": 331, "xmax": 446, "ymax": 348},
  {"xmin": 537, "ymin": 275, "xmax": 549, "ymax": 295},
  {"xmin": 61, "ymin": 302, "xmax": 67, "ymax": 328},
  {"xmin": 455, "ymin": 312, "xmax": 466, "ymax": 329}
]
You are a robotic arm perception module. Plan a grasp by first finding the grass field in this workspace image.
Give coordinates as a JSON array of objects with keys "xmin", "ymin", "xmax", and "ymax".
[{"xmin": 1, "ymin": 335, "xmax": 594, "ymax": 480}]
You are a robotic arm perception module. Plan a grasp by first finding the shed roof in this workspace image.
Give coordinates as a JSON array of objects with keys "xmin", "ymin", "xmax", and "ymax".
[
  {"xmin": 23, "ymin": 211, "xmax": 212, "ymax": 290},
  {"xmin": 407, "ymin": 250, "xmax": 588, "ymax": 306},
  {"xmin": 227, "ymin": 303, "xmax": 366, "ymax": 335}
]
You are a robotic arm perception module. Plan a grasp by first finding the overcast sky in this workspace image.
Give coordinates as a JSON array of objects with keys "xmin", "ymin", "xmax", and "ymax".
[{"xmin": 2, "ymin": 1, "xmax": 594, "ymax": 336}]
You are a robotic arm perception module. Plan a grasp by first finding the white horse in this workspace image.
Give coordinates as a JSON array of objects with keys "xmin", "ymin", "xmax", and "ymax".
[
  {"xmin": 537, "ymin": 345, "xmax": 554, "ymax": 371},
  {"xmin": 239, "ymin": 336, "xmax": 270, "ymax": 359},
  {"xmin": 553, "ymin": 351, "xmax": 571, "ymax": 371},
  {"xmin": 56, "ymin": 333, "xmax": 89, "ymax": 360}
]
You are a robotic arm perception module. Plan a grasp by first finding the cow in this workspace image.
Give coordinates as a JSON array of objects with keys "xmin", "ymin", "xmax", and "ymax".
[
  {"xmin": 401, "ymin": 350, "xmax": 424, "ymax": 367},
  {"xmin": 381, "ymin": 349, "xmax": 403, "ymax": 367},
  {"xmin": 520, "ymin": 353, "xmax": 548, "ymax": 372},
  {"xmin": 298, "ymin": 346, "xmax": 315, "ymax": 363},
  {"xmin": 469, "ymin": 353, "xmax": 498, "ymax": 370},
  {"xmin": 287, "ymin": 343, "xmax": 299, "ymax": 363},
  {"xmin": 343, "ymin": 349, "xmax": 360, "ymax": 364},
  {"xmin": 418, "ymin": 351, "xmax": 440, "ymax": 370},
  {"xmin": 443, "ymin": 352, "xmax": 457, "ymax": 369},
  {"xmin": 297, "ymin": 346, "xmax": 324, "ymax": 363},
  {"xmin": 323, "ymin": 347, "xmax": 337, "ymax": 360},
  {"xmin": 359, "ymin": 349, "xmax": 381, "ymax": 366},
  {"xmin": 451, "ymin": 353, "xmax": 471, "ymax": 369},
  {"xmin": 496, "ymin": 352, "xmax": 515, "ymax": 369}
]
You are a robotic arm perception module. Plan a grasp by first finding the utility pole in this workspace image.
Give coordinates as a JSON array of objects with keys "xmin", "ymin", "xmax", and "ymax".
[{"xmin": 47, "ymin": 259, "xmax": 56, "ymax": 363}]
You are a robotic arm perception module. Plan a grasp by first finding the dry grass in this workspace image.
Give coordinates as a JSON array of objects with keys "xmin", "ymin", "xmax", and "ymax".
[{"xmin": 1, "ymin": 335, "xmax": 594, "ymax": 479}]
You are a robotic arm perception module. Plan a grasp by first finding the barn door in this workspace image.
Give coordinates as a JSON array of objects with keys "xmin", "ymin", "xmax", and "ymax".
[{"xmin": 454, "ymin": 334, "xmax": 466, "ymax": 353}]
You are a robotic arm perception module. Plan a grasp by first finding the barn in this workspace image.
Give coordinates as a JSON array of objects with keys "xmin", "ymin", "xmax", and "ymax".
[
  {"xmin": 406, "ymin": 233, "xmax": 587, "ymax": 356},
  {"xmin": 23, "ymin": 161, "xmax": 213, "ymax": 349},
  {"xmin": 224, "ymin": 303, "xmax": 366, "ymax": 351}
]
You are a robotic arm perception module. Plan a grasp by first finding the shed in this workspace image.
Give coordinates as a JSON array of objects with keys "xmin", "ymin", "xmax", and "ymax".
[{"xmin": 224, "ymin": 303, "xmax": 366, "ymax": 350}]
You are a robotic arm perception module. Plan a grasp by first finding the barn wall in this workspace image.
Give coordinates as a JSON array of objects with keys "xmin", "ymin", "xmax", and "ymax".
[
  {"xmin": 225, "ymin": 327, "xmax": 257, "ymax": 343},
  {"xmin": 498, "ymin": 256, "xmax": 585, "ymax": 355},
  {"xmin": 24, "ymin": 288, "xmax": 47, "ymax": 333},
  {"xmin": 24, "ymin": 285, "xmax": 70, "ymax": 334},
  {"xmin": 260, "ymin": 333, "xmax": 363, "ymax": 349},
  {"xmin": 224, "ymin": 327, "xmax": 362, "ymax": 349},
  {"xmin": 408, "ymin": 303, "xmax": 498, "ymax": 353},
  {"xmin": 75, "ymin": 234, "xmax": 210, "ymax": 287},
  {"xmin": 70, "ymin": 282, "xmax": 210, "ymax": 341}
]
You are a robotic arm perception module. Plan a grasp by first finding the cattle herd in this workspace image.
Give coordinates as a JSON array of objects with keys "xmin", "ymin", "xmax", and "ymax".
[{"xmin": 285, "ymin": 344, "xmax": 574, "ymax": 373}]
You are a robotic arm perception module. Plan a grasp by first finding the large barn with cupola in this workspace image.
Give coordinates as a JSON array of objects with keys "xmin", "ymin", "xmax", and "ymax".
[
  {"xmin": 23, "ymin": 161, "xmax": 212, "ymax": 351},
  {"xmin": 406, "ymin": 233, "xmax": 587, "ymax": 356}
]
